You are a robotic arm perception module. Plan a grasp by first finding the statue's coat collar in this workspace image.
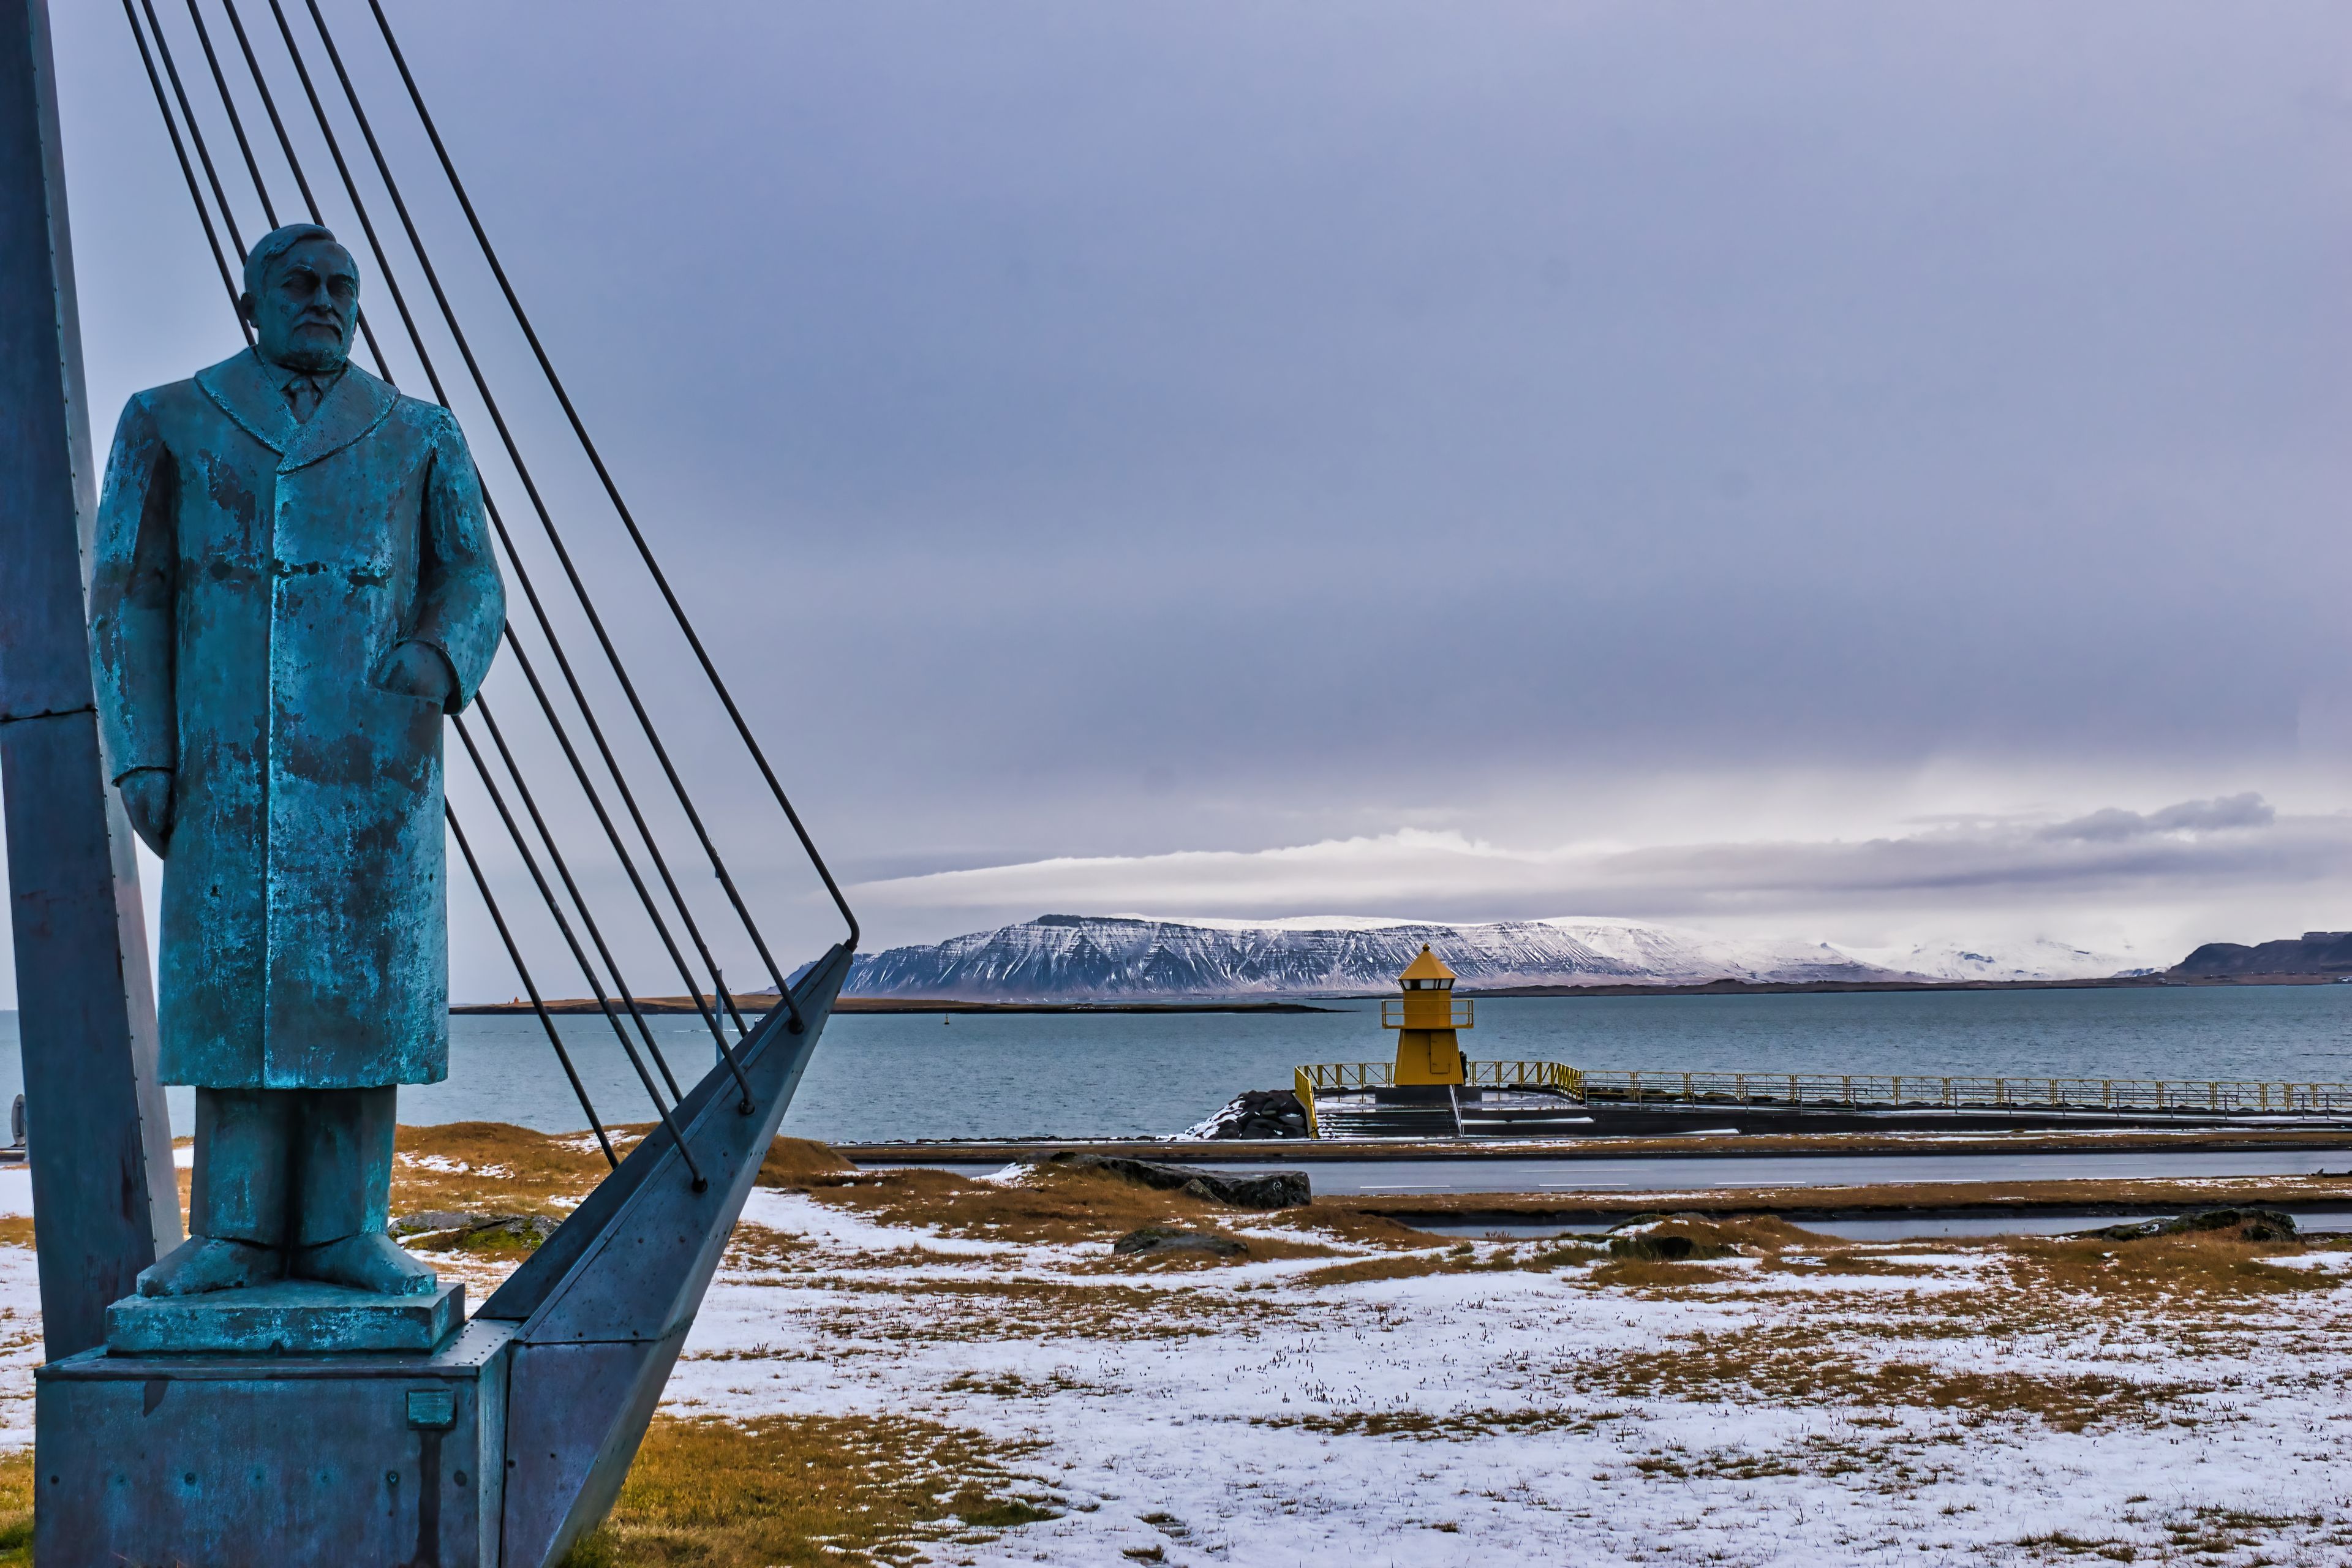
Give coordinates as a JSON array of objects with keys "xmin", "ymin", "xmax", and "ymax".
[{"xmin": 195, "ymin": 349, "xmax": 399, "ymax": 475}]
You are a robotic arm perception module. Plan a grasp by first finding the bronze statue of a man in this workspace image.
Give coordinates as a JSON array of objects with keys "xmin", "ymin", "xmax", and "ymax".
[{"xmin": 88, "ymin": 224, "xmax": 505, "ymax": 1297}]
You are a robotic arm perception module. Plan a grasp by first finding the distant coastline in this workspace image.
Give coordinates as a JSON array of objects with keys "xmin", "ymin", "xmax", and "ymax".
[
  {"xmin": 448, "ymin": 972, "xmax": 2350, "ymax": 1016},
  {"xmin": 450, "ymin": 996, "xmax": 1340, "ymax": 1016},
  {"xmin": 1468, "ymin": 973, "xmax": 2343, "ymax": 998}
]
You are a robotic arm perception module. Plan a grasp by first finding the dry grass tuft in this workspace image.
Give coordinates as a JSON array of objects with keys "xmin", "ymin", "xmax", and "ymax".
[
  {"xmin": 1596, "ymin": 1327, "xmax": 2200, "ymax": 1432},
  {"xmin": 1270, "ymin": 1207, "xmax": 1435, "ymax": 1250},
  {"xmin": 391, "ymin": 1122, "xmax": 617, "ymax": 1215},
  {"xmin": 756, "ymin": 1137, "xmax": 856, "ymax": 1189},
  {"xmin": 2001, "ymin": 1231, "xmax": 2329, "ymax": 1305},
  {"xmin": 0, "ymin": 1449, "xmax": 26, "ymax": 1567},
  {"xmin": 1254, "ymin": 1406, "xmax": 1629, "ymax": 1442},
  {"xmin": 560, "ymin": 1412, "xmax": 1055, "ymax": 1567},
  {"xmin": 1586, "ymin": 1257, "xmax": 1746, "ymax": 1289},
  {"xmin": 1295, "ymin": 1254, "xmax": 1460, "ymax": 1288},
  {"xmin": 807, "ymin": 1163, "xmax": 1232, "ymax": 1247},
  {"xmin": 0, "ymin": 1217, "xmax": 33, "ymax": 1251}
]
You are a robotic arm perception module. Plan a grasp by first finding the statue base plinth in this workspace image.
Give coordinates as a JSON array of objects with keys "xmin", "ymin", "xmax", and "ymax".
[
  {"xmin": 35, "ymin": 1317, "xmax": 513, "ymax": 1567},
  {"xmin": 105, "ymin": 1278, "xmax": 465, "ymax": 1354}
]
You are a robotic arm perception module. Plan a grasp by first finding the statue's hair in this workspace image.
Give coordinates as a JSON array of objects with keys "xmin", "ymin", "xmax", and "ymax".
[{"xmin": 241, "ymin": 223, "xmax": 349, "ymax": 304}]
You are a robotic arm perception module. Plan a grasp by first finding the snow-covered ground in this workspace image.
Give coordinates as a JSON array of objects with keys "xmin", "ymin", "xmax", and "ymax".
[
  {"xmin": 1, "ymin": 1166, "xmax": 2343, "ymax": 1564},
  {"xmin": 655, "ymin": 1188, "xmax": 2352, "ymax": 1567}
]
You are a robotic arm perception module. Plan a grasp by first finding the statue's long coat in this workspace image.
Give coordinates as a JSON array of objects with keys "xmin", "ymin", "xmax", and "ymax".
[{"xmin": 89, "ymin": 349, "xmax": 504, "ymax": 1090}]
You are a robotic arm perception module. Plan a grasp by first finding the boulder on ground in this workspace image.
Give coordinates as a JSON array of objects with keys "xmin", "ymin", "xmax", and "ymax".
[
  {"xmin": 1607, "ymin": 1232, "xmax": 1735, "ymax": 1262},
  {"xmin": 1047, "ymin": 1152, "xmax": 1310, "ymax": 1210},
  {"xmin": 1605, "ymin": 1213, "xmax": 1737, "ymax": 1262},
  {"xmin": 391, "ymin": 1210, "xmax": 560, "ymax": 1246},
  {"xmin": 2076, "ymin": 1207, "xmax": 2298, "ymax": 1243},
  {"xmin": 1183, "ymin": 1090, "xmax": 1311, "ymax": 1140},
  {"xmin": 1112, "ymin": 1227, "xmax": 1248, "ymax": 1259}
]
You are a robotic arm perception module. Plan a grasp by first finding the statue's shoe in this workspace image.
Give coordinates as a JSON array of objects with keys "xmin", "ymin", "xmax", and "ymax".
[
  {"xmin": 291, "ymin": 1232, "xmax": 439, "ymax": 1296},
  {"xmin": 136, "ymin": 1235, "xmax": 284, "ymax": 1297}
]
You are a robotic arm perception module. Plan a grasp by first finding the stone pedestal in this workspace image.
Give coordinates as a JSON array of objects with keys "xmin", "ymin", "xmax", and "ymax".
[
  {"xmin": 34, "ymin": 1315, "xmax": 513, "ymax": 1567},
  {"xmin": 107, "ymin": 1279, "xmax": 464, "ymax": 1355}
]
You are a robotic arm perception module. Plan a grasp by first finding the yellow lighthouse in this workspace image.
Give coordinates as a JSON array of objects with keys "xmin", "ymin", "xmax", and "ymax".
[{"xmin": 1385, "ymin": 945, "xmax": 1472, "ymax": 1085}]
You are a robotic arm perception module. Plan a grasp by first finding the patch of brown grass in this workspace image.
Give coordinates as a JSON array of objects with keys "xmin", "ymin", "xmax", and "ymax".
[
  {"xmin": 1263, "ymin": 1207, "xmax": 1438, "ymax": 1251},
  {"xmin": 1254, "ymin": 1406, "xmax": 1624, "ymax": 1441},
  {"xmin": 2000, "ymin": 1231, "xmax": 2330, "ymax": 1305},
  {"xmin": 1338, "ymin": 1174, "xmax": 2352, "ymax": 1225},
  {"xmin": 0, "ymin": 1449, "xmax": 28, "ymax": 1567},
  {"xmin": 1585, "ymin": 1259, "xmax": 1746, "ymax": 1289},
  {"xmin": 756, "ymin": 1137, "xmax": 855, "ymax": 1189},
  {"xmin": 560, "ymin": 1412, "xmax": 1056, "ymax": 1567},
  {"xmin": 1295, "ymin": 1254, "xmax": 1458, "ymax": 1287},
  {"xmin": 807, "ymin": 1163, "xmax": 1232, "ymax": 1247},
  {"xmin": 0, "ymin": 1217, "xmax": 33, "ymax": 1250},
  {"xmin": 1593, "ymin": 1327, "xmax": 2201, "ymax": 1431},
  {"xmin": 392, "ymin": 1122, "xmax": 617, "ymax": 1215},
  {"xmin": 819, "ymin": 1276, "xmax": 1254, "ymax": 1341}
]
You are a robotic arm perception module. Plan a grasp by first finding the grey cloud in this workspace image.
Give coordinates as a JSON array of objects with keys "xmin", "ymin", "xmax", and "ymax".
[
  {"xmin": 855, "ymin": 805, "xmax": 2352, "ymax": 948},
  {"xmin": 2041, "ymin": 793, "xmax": 2276, "ymax": 843},
  {"xmin": 9, "ymin": 3, "xmax": 2349, "ymax": 1005}
]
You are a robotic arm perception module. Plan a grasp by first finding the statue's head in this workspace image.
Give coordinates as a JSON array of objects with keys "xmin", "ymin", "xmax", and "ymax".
[{"xmin": 240, "ymin": 223, "xmax": 360, "ymax": 374}]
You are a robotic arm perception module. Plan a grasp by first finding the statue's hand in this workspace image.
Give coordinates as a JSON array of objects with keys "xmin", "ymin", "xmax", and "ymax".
[
  {"xmin": 117, "ymin": 768, "xmax": 175, "ymax": 856},
  {"xmin": 377, "ymin": 641, "xmax": 456, "ymax": 709}
]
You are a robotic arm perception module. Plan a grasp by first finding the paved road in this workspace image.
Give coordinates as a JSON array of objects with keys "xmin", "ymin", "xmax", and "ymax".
[
  {"xmin": 1219, "ymin": 1149, "xmax": 2351, "ymax": 1195},
  {"xmin": 886, "ymin": 1147, "xmax": 2351, "ymax": 1196}
]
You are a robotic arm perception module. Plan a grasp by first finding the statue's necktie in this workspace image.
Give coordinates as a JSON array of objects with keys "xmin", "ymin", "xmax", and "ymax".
[{"xmin": 281, "ymin": 372, "xmax": 336, "ymax": 424}]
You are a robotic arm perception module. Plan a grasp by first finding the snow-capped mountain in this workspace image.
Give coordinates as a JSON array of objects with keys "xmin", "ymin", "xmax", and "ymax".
[
  {"xmin": 1833, "ymin": 937, "xmax": 2146, "ymax": 983},
  {"xmin": 826, "ymin": 914, "xmax": 2021, "ymax": 1000}
]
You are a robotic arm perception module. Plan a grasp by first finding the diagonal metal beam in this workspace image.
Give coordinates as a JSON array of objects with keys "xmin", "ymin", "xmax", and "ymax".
[
  {"xmin": 0, "ymin": 0, "xmax": 183, "ymax": 1360},
  {"xmin": 486, "ymin": 944, "xmax": 852, "ymax": 1568}
]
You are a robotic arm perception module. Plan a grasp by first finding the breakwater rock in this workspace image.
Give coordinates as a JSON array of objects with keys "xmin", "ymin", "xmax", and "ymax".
[
  {"xmin": 1049, "ymin": 1152, "xmax": 1311, "ymax": 1210},
  {"xmin": 1112, "ymin": 1227, "xmax": 1249, "ymax": 1259},
  {"xmin": 1185, "ymin": 1090, "xmax": 1310, "ymax": 1140},
  {"xmin": 2076, "ymin": 1207, "xmax": 2297, "ymax": 1243}
]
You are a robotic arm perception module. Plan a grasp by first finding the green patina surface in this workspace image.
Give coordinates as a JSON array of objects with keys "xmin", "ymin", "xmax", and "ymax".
[{"xmin": 105, "ymin": 1279, "xmax": 466, "ymax": 1355}]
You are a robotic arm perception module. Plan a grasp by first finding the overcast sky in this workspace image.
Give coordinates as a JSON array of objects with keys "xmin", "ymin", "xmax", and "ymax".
[{"xmin": 10, "ymin": 1, "xmax": 2352, "ymax": 1002}]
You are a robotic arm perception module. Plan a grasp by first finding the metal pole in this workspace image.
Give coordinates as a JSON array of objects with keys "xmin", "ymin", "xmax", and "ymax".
[{"xmin": 0, "ymin": 0, "xmax": 183, "ymax": 1359}]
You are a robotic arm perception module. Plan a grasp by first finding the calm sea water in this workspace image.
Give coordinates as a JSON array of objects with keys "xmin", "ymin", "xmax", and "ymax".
[{"xmin": 0, "ymin": 985, "xmax": 2347, "ymax": 1142}]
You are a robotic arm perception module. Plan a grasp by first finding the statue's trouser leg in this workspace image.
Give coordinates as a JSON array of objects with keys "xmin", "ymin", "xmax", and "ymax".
[
  {"xmin": 285, "ymin": 1087, "xmax": 434, "ymax": 1295},
  {"xmin": 289, "ymin": 1086, "xmax": 396, "ymax": 1247},
  {"xmin": 190, "ymin": 1087, "xmax": 298, "ymax": 1246},
  {"xmin": 135, "ymin": 1088, "xmax": 300, "ymax": 1295}
]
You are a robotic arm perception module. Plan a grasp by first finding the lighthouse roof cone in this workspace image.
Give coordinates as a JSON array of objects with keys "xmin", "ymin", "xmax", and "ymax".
[
  {"xmin": 1387, "ymin": 946, "xmax": 1470, "ymax": 1086},
  {"xmin": 1400, "ymin": 946, "xmax": 1456, "ymax": 987}
]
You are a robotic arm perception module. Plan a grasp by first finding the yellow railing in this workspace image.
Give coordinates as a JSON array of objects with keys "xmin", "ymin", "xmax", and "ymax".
[
  {"xmin": 1467, "ymin": 1059, "xmax": 1583, "ymax": 1095},
  {"xmin": 1293, "ymin": 1059, "xmax": 1583, "ymax": 1136},
  {"xmin": 1298, "ymin": 1061, "xmax": 1395, "ymax": 1092},
  {"xmin": 1578, "ymin": 1070, "xmax": 2352, "ymax": 1115},
  {"xmin": 1379, "ymin": 998, "xmax": 1476, "ymax": 1030},
  {"xmin": 1287, "ymin": 1061, "xmax": 2352, "ymax": 1136}
]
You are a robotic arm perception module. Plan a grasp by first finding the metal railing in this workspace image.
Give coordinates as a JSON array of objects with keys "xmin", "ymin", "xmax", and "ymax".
[
  {"xmin": 1579, "ymin": 1070, "xmax": 2352, "ymax": 1115},
  {"xmin": 1379, "ymin": 998, "xmax": 1474, "ymax": 1030},
  {"xmin": 1298, "ymin": 1061, "xmax": 1396, "ymax": 1092},
  {"xmin": 1294, "ymin": 1060, "xmax": 1586, "ymax": 1136},
  {"xmin": 1468, "ymin": 1059, "xmax": 1583, "ymax": 1095},
  {"xmin": 1287, "ymin": 1061, "xmax": 2352, "ymax": 1138}
]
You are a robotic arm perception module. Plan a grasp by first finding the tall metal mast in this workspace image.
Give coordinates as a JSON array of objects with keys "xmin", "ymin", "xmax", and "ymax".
[{"xmin": 0, "ymin": 0, "xmax": 182, "ymax": 1360}]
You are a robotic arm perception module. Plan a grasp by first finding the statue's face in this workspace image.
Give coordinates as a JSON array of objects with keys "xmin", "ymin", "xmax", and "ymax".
[{"xmin": 246, "ymin": 238, "xmax": 360, "ymax": 373}]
